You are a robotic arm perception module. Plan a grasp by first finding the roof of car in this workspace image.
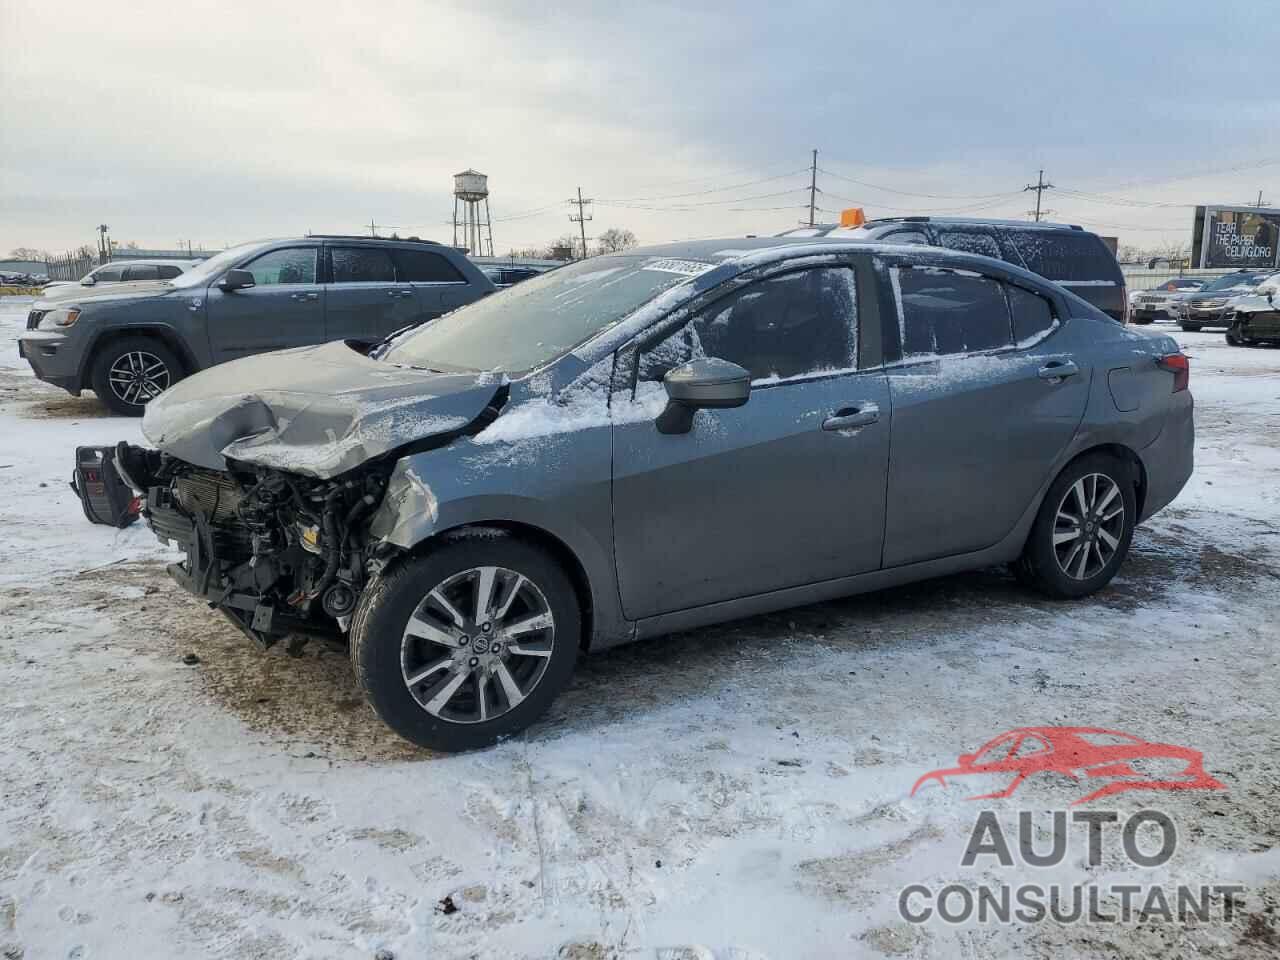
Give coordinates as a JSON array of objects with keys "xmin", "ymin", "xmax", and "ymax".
[
  {"xmin": 608, "ymin": 236, "xmax": 841, "ymax": 263},
  {"xmin": 863, "ymin": 216, "xmax": 1084, "ymax": 230}
]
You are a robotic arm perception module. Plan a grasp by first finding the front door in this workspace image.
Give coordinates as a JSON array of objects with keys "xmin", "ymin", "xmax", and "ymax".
[
  {"xmin": 205, "ymin": 245, "xmax": 325, "ymax": 362},
  {"xmin": 323, "ymin": 244, "xmax": 422, "ymax": 342},
  {"xmin": 881, "ymin": 264, "xmax": 1089, "ymax": 566},
  {"xmin": 611, "ymin": 264, "xmax": 891, "ymax": 620}
]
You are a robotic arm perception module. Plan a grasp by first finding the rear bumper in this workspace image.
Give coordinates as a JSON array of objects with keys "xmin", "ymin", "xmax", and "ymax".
[{"xmin": 1139, "ymin": 392, "xmax": 1194, "ymax": 522}]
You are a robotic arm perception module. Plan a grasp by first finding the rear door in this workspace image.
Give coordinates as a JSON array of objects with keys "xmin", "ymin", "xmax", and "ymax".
[
  {"xmin": 1004, "ymin": 229, "xmax": 1126, "ymax": 323},
  {"xmin": 205, "ymin": 245, "xmax": 326, "ymax": 362},
  {"xmin": 611, "ymin": 258, "xmax": 891, "ymax": 619},
  {"xmin": 390, "ymin": 247, "xmax": 477, "ymax": 325},
  {"xmin": 324, "ymin": 244, "xmax": 419, "ymax": 341},
  {"xmin": 881, "ymin": 259, "xmax": 1089, "ymax": 566}
]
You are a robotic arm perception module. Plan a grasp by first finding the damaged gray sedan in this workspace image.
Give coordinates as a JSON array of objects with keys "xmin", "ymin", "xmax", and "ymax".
[{"xmin": 115, "ymin": 238, "xmax": 1194, "ymax": 751}]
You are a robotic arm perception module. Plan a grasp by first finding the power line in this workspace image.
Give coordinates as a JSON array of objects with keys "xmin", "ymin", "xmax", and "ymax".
[
  {"xmin": 817, "ymin": 164, "xmax": 1015, "ymax": 200},
  {"xmin": 1024, "ymin": 169, "xmax": 1054, "ymax": 222},
  {"xmin": 597, "ymin": 168, "xmax": 809, "ymax": 204}
]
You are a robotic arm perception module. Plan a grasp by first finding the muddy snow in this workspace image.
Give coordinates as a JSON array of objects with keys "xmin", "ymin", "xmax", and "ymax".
[{"xmin": 1, "ymin": 298, "xmax": 1277, "ymax": 959}]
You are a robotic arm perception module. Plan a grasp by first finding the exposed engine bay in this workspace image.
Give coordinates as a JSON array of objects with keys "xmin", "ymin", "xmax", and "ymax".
[{"xmin": 115, "ymin": 443, "xmax": 391, "ymax": 648}]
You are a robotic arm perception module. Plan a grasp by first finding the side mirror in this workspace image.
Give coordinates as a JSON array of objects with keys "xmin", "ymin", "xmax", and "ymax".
[
  {"xmin": 656, "ymin": 358, "xmax": 751, "ymax": 435},
  {"xmin": 217, "ymin": 268, "xmax": 256, "ymax": 292},
  {"xmin": 81, "ymin": 276, "xmax": 96, "ymax": 286}
]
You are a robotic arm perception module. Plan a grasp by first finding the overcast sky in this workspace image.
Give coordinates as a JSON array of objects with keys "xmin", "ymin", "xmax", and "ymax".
[{"xmin": 2, "ymin": 0, "xmax": 1277, "ymax": 257}]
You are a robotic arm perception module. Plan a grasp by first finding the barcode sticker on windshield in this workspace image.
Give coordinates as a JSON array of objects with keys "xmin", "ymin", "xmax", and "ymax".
[{"xmin": 641, "ymin": 258, "xmax": 714, "ymax": 277}]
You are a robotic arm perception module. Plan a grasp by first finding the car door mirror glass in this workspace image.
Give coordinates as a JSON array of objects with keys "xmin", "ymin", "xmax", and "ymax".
[
  {"xmin": 218, "ymin": 269, "xmax": 256, "ymax": 292},
  {"xmin": 656, "ymin": 358, "xmax": 750, "ymax": 435}
]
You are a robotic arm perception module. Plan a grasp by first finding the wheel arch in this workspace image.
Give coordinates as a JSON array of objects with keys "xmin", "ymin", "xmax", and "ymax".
[
  {"xmin": 79, "ymin": 325, "xmax": 198, "ymax": 390},
  {"xmin": 1056, "ymin": 442, "xmax": 1147, "ymax": 521},
  {"xmin": 408, "ymin": 520, "xmax": 597, "ymax": 652}
]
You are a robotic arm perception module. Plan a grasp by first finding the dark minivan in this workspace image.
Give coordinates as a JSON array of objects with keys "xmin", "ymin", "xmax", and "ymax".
[{"xmin": 784, "ymin": 217, "xmax": 1128, "ymax": 324}]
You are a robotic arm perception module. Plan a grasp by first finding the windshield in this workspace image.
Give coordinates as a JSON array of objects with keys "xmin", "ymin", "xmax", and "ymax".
[
  {"xmin": 380, "ymin": 254, "xmax": 711, "ymax": 373},
  {"xmin": 1201, "ymin": 272, "xmax": 1262, "ymax": 293},
  {"xmin": 170, "ymin": 241, "xmax": 270, "ymax": 288}
]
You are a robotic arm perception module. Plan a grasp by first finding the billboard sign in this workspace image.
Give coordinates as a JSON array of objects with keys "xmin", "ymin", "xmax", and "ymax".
[{"xmin": 1194, "ymin": 205, "xmax": 1280, "ymax": 269}]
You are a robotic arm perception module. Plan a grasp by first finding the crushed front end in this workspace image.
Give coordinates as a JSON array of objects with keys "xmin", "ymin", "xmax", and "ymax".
[{"xmin": 116, "ymin": 443, "xmax": 389, "ymax": 648}]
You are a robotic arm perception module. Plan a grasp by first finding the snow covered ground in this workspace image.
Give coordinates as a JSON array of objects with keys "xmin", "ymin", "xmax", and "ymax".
[{"xmin": 1, "ymin": 297, "xmax": 1277, "ymax": 959}]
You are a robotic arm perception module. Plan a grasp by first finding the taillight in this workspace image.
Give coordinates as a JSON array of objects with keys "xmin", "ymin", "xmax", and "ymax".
[{"xmin": 1157, "ymin": 353, "xmax": 1189, "ymax": 393}]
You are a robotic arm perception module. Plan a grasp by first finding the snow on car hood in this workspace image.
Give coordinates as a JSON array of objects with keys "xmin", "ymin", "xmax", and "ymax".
[
  {"xmin": 142, "ymin": 341, "xmax": 504, "ymax": 478},
  {"xmin": 34, "ymin": 279, "xmax": 178, "ymax": 306}
]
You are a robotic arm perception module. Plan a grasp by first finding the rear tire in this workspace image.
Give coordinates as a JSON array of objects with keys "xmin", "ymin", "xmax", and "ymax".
[
  {"xmin": 350, "ymin": 535, "xmax": 580, "ymax": 752},
  {"xmin": 1015, "ymin": 453, "xmax": 1137, "ymax": 600},
  {"xmin": 1180, "ymin": 323, "xmax": 1202, "ymax": 332},
  {"xmin": 90, "ymin": 335, "xmax": 183, "ymax": 416}
]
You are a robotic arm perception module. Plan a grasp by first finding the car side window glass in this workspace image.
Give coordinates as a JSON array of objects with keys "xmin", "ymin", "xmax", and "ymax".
[
  {"xmin": 94, "ymin": 266, "xmax": 124, "ymax": 282},
  {"xmin": 1007, "ymin": 285, "xmax": 1058, "ymax": 345},
  {"xmin": 884, "ymin": 230, "xmax": 928, "ymax": 245},
  {"xmin": 892, "ymin": 266, "xmax": 1013, "ymax": 358},
  {"xmin": 157, "ymin": 265, "xmax": 182, "ymax": 279},
  {"xmin": 936, "ymin": 231, "xmax": 1003, "ymax": 260},
  {"xmin": 392, "ymin": 249, "xmax": 466, "ymax": 283},
  {"xmin": 331, "ymin": 247, "xmax": 397, "ymax": 283},
  {"xmin": 640, "ymin": 267, "xmax": 857, "ymax": 383},
  {"xmin": 123, "ymin": 265, "xmax": 158, "ymax": 281},
  {"xmin": 244, "ymin": 248, "xmax": 317, "ymax": 286}
]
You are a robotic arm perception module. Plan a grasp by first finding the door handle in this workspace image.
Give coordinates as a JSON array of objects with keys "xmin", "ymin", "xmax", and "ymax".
[
  {"xmin": 1038, "ymin": 359, "xmax": 1079, "ymax": 381},
  {"xmin": 388, "ymin": 289, "xmax": 413, "ymax": 298},
  {"xmin": 290, "ymin": 292, "xmax": 319, "ymax": 302},
  {"xmin": 822, "ymin": 402, "xmax": 880, "ymax": 431}
]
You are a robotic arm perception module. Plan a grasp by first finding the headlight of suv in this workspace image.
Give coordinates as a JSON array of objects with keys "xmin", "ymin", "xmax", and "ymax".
[{"xmin": 37, "ymin": 307, "xmax": 81, "ymax": 330}]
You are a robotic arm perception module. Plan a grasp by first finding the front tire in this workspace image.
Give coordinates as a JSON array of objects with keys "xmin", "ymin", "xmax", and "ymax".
[
  {"xmin": 1180, "ymin": 323, "xmax": 1202, "ymax": 332},
  {"xmin": 1015, "ymin": 454, "xmax": 1137, "ymax": 599},
  {"xmin": 90, "ymin": 335, "xmax": 183, "ymax": 416},
  {"xmin": 350, "ymin": 535, "xmax": 580, "ymax": 752}
]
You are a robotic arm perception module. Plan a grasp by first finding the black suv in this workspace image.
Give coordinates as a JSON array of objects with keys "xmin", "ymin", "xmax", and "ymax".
[
  {"xmin": 18, "ymin": 236, "xmax": 495, "ymax": 415},
  {"xmin": 782, "ymin": 217, "xmax": 1128, "ymax": 324}
]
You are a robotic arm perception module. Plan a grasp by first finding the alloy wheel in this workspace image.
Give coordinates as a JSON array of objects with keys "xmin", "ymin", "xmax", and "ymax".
[
  {"xmin": 107, "ymin": 350, "xmax": 171, "ymax": 406},
  {"xmin": 400, "ymin": 565, "xmax": 556, "ymax": 724},
  {"xmin": 1052, "ymin": 473, "xmax": 1125, "ymax": 580}
]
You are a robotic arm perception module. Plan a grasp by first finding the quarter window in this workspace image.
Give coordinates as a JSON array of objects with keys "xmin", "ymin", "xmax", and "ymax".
[
  {"xmin": 392, "ymin": 249, "xmax": 466, "ymax": 283},
  {"xmin": 243, "ymin": 248, "xmax": 317, "ymax": 286},
  {"xmin": 894, "ymin": 266, "xmax": 1012, "ymax": 358},
  {"xmin": 641, "ymin": 267, "xmax": 858, "ymax": 383},
  {"xmin": 1007, "ymin": 285, "xmax": 1057, "ymax": 344},
  {"xmin": 156, "ymin": 265, "xmax": 183, "ymax": 279}
]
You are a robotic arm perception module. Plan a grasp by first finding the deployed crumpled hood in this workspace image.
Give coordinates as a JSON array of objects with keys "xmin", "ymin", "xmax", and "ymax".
[{"xmin": 142, "ymin": 341, "xmax": 504, "ymax": 478}]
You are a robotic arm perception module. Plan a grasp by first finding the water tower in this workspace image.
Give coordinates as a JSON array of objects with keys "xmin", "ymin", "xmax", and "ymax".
[{"xmin": 453, "ymin": 169, "xmax": 494, "ymax": 257}]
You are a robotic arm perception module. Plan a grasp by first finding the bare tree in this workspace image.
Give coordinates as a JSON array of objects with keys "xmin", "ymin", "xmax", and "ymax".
[
  {"xmin": 595, "ymin": 228, "xmax": 637, "ymax": 254},
  {"xmin": 8, "ymin": 246, "xmax": 52, "ymax": 261}
]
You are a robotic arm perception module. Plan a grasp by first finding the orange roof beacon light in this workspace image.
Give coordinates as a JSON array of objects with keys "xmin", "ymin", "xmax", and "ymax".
[{"xmin": 840, "ymin": 207, "xmax": 866, "ymax": 228}]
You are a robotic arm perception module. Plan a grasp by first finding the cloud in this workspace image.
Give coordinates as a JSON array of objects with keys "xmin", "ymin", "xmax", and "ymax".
[{"xmin": 1, "ymin": 0, "xmax": 1276, "ymax": 254}]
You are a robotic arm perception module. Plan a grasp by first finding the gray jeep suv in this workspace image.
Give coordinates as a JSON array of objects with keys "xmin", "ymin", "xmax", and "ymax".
[
  {"xmin": 18, "ymin": 236, "xmax": 494, "ymax": 415},
  {"xmin": 113, "ymin": 237, "xmax": 1194, "ymax": 751}
]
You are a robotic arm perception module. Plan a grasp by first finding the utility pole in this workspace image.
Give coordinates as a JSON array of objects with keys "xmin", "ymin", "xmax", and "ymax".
[
  {"xmin": 1256, "ymin": 190, "xmax": 1270, "ymax": 208},
  {"xmin": 1024, "ymin": 169, "xmax": 1055, "ymax": 222},
  {"xmin": 568, "ymin": 187, "xmax": 593, "ymax": 259},
  {"xmin": 808, "ymin": 149, "xmax": 819, "ymax": 227},
  {"xmin": 96, "ymin": 224, "xmax": 110, "ymax": 263},
  {"xmin": 367, "ymin": 218, "xmax": 379, "ymax": 237}
]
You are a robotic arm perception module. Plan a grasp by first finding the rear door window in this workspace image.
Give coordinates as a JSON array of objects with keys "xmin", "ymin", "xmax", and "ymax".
[
  {"xmin": 935, "ymin": 230, "xmax": 1003, "ymax": 260},
  {"xmin": 1007, "ymin": 230, "xmax": 1120, "ymax": 283},
  {"xmin": 391, "ymin": 248, "xmax": 466, "ymax": 283},
  {"xmin": 892, "ymin": 266, "xmax": 1013, "ymax": 358},
  {"xmin": 331, "ymin": 247, "xmax": 397, "ymax": 283}
]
